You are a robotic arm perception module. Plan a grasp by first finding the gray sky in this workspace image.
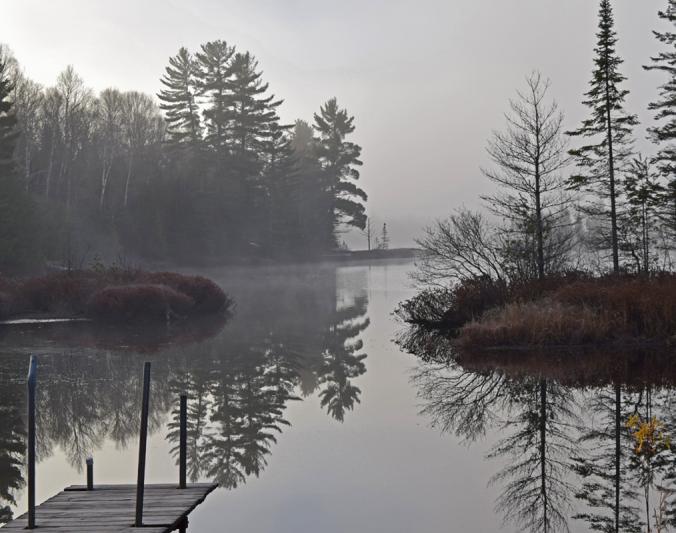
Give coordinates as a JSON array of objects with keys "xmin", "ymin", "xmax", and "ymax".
[{"xmin": 1, "ymin": 0, "xmax": 668, "ymax": 247}]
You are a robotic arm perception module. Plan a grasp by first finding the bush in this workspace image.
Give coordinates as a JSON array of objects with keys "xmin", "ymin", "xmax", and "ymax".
[
  {"xmin": 87, "ymin": 284, "xmax": 195, "ymax": 322},
  {"xmin": 0, "ymin": 269, "xmax": 231, "ymax": 322},
  {"xmin": 140, "ymin": 272, "xmax": 230, "ymax": 314},
  {"xmin": 18, "ymin": 272, "xmax": 100, "ymax": 315}
]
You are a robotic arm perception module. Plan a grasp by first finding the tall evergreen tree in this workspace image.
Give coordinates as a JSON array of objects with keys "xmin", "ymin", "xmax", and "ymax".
[
  {"xmin": 567, "ymin": 0, "xmax": 638, "ymax": 273},
  {"xmin": 263, "ymin": 121, "xmax": 298, "ymax": 255},
  {"xmin": 0, "ymin": 53, "xmax": 37, "ymax": 271},
  {"xmin": 645, "ymin": 0, "xmax": 676, "ymax": 242},
  {"xmin": 158, "ymin": 47, "xmax": 202, "ymax": 150},
  {"xmin": 314, "ymin": 98, "xmax": 367, "ymax": 245},
  {"xmin": 196, "ymin": 40, "xmax": 235, "ymax": 151},
  {"xmin": 224, "ymin": 52, "xmax": 284, "ymax": 167},
  {"xmin": 222, "ymin": 52, "xmax": 289, "ymax": 249},
  {"xmin": 289, "ymin": 120, "xmax": 332, "ymax": 253}
]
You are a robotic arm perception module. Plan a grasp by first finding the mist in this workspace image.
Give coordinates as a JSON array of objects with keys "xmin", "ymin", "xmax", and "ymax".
[{"xmin": 1, "ymin": 0, "xmax": 666, "ymax": 250}]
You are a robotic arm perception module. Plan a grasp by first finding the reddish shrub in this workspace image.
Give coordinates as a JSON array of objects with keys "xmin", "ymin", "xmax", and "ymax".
[
  {"xmin": 87, "ymin": 284, "xmax": 195, "ymax": 322},
  {"xmin": 18, "ymin": 272, "xmax": 100, "ymax": 315},
  {"xmin": 140, "ymin": 272, "xmax": 230, "ymax": 314},
  {"xmin": 0, "ymin": 269, "xmax": 231, "ymax": 322}
]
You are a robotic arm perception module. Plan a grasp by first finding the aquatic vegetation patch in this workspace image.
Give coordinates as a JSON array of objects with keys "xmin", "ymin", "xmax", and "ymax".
[
  {"xmin": 87, "ymin": 284, "xmax": 196, "ymax": 322},
  {"xmin": 0, "ymin": 269, "xmax": 232, "ymax": 323}
]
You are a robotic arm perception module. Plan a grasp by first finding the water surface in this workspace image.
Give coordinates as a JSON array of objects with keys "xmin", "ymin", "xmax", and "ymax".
[{"xmin": 1, "ymin": 260, "xmax": 674, "ymax": 532}]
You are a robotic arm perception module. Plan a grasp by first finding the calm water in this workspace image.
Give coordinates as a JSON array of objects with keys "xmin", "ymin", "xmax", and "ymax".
[{"xmin": 1, "ymin": 260, "xmax": 674, "ymax": 532}]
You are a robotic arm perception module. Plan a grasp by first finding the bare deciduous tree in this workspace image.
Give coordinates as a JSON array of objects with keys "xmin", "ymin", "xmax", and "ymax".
[
  {"xmin": 413, "ymin": 209, "xmax": 506, "ymax": 287},
  {"xmin": 481, "ymin": 72, "xmax": 572, "ymax": 280}
]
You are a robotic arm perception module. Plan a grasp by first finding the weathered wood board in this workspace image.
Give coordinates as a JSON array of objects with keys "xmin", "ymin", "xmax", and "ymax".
[{"xmin": 2, "ymin": 483, "xmax": 217, "ymax": 532}]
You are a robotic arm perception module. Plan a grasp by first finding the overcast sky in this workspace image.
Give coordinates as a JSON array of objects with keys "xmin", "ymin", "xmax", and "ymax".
[{"xmin": 1, "ymin": 0, "xmax": 669, "ymax": 247}]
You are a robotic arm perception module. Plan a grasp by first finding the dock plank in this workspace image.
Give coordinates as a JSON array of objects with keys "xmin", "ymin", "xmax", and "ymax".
[{"xmin": 2, "ymin": 483, "xmax": 217, "ymax": 532}]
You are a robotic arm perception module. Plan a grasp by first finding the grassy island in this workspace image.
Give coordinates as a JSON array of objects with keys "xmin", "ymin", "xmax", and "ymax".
[
  {"xmin": 0, "ymin": 269, "xmax": 232, "ymax": 323},
  {"xmin": 398, "ymin": 274, "xmax": 676, "ymax": 350}
]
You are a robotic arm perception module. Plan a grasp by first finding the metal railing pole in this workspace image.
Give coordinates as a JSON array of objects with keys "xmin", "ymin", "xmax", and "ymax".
[
  {"xmin": 27, "ymin": 356, "xmax": 37, "ymax": 529},
  {"xmin": 135, "ymin": 362, "xmax": 151, "ymax": 527},
  {"xmin": 86, "ymin": 457, "xmax": 94, "ymax": 490},
  {"xmin": 179, "ymin": 394, "xmax": 187, "ymax": 489}
]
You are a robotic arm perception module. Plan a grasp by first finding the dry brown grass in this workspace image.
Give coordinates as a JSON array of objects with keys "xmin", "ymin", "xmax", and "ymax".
[
  {"xmin": 450, "ymin": 275, "xmax": 676, "ymax": 348},
  {"xmin": 458, "ymin": 300, "xmax": 614, "ymax": 347}
]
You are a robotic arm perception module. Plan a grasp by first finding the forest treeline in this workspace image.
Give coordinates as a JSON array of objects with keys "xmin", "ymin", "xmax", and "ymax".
[{"xmin": 0, "ymin": 40, "xmax": 367, "ymax": 272}]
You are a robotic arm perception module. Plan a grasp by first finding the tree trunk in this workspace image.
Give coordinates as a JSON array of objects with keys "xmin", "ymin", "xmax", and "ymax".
[
  {"xmin": 540, "ymin": 380, "xmax": 548, "ymax": 532},
  {"xmin": 605, "ymin": 63, "xmax": 620, "ymax": 274},
  {"xmin": 614, "ymin": 383, "xmax": 621, "ymax": 533},
  {"xmin": 123, "ymin": 154, "xmax": 133, "ymax": 208}
]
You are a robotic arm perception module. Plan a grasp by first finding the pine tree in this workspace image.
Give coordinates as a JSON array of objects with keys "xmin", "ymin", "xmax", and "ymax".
[
  {"xmin": 645, "ymin": 0, "xmax": 676, "ymax": 241},
  {"xmin": 567, "ymin": 0, "xmax": 638, "ymax": 273},
  {"xmin": 318, "ymin": 295, "xmax": 369, "ymax": 422},
  {"xmin": 289, "ymin": 119, "xmax": 332, "ymax": 253},
  {"xmin": 314, "ymin": 98, "xmax": 367, "ymax": 245},
  {"xmin": 380, "ymin": 222, "xmax": 389, "ymax": 250},
  {"xmin": 620, "ymin": 156, "xmax": 665, "ymax": 272},
  {"xmin": 0, "ymin": 53, "xmax": 37, "ymax": 271},
  {"xmin": 158, "ymin": 47, "xmax": 202, "ymax": 149},
  {"xmin": 222, "ymin": 52, "xmax": 289, "ymax": 249},
  {"xmin": 195, "ymin": 40, "xmax": 235, "ymax": 150},
  {"xmin": 224, "ymin": 52, "xmax": 285, "ymax": 171},
  {"xmin": 263, "ymin": 121, "xmax": 298, "ymax": 255}
]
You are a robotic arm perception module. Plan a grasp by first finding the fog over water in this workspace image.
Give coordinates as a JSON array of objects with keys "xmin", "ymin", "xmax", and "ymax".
[{"xmin": 2, "ymin": 0, "xmax": 667, "ymax": 247}]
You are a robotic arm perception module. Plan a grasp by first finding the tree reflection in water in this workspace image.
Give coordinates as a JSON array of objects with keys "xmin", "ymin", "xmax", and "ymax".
[
  {"xmin": 400, "ymin": 324, "xmax": 676, "ymax": 533},
  {"xmin": 0, "ymin": 356, "xmax": 25, "ymax": 525},
  {"xmin": 0, "ymin": 265, "xmax": 370, "ymax": 516}
]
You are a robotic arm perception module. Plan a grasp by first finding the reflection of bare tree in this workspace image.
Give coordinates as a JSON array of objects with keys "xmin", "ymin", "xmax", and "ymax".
[
  {"xmin": 36, "ymin": 354, "xmax": 169, "ymax": 469},
  {"xmin": 404, "ymin": 325, "xmax": 579, "ymax": 533},
  {"xmin": 490, "ymin": 379, "xmax": 577, "ymax": 533},
  {"xmin": 413, "ymin": 362, "xmax": 509, "ymax": 442},
  {"xmin": 410, "ymin": 345, "xmax": 578, "ymax": 531}
]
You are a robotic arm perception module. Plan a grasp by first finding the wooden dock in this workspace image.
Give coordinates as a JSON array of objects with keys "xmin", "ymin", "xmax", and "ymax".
[
  {"xmin": 5, "ymin": 358, "xmax": 218, "ymax": 532},
  {"xmin": 2, "ymin": 483, "xmax": 217, "ymax": 532}
]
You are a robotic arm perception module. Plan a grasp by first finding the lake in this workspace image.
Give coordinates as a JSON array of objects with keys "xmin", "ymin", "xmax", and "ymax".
[{"xmin": 1, "ymin": 259, "xmax": 674, "ymax": 532}]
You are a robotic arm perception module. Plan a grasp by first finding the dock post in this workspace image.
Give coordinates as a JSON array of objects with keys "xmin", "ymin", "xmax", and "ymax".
[
  {"xmin": 135, "ymin": 361, "xmax": 152, "ymax": 527},
  {"xmin": 179, "ymin": 394, "xmax": 187, "ymax": 489},
  {"xmin": 86, "ymin": 457, "xmax": 94, "ymax": 490},
  {"xmin": 179, "ymin": 516, "xmax": 189, "ymax": 533},
  {"xmin": 27, "ymin": 356, "xmax": 37, "ymax": 529}
]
